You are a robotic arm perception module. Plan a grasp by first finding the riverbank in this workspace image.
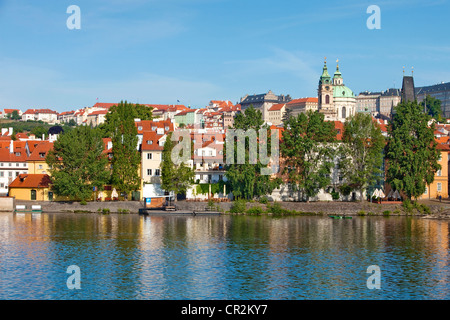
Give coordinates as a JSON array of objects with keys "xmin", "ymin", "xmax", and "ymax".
[{"xmin": 12, "ymin": 198, "xmax": 450, "ymax": 218}]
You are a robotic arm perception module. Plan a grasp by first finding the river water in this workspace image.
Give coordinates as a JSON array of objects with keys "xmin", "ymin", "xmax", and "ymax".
[{"xmin": 0, "ymin": 212, "xmax": 449, "ymax": 300}]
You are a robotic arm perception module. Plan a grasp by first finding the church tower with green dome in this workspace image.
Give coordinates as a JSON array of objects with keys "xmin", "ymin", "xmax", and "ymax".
[
  {"xmin": 318, "ymin": 57, "xmax": 336, "ymax": 120},
  {"xmin": 318, "ymin": 58, "xmax": 356, "ymax": 121}
]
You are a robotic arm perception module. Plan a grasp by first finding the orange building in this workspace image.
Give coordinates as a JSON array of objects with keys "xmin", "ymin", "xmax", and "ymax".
[{"xmin": 418, "ymin": 143, "xmax": 450, "ymax": 200}]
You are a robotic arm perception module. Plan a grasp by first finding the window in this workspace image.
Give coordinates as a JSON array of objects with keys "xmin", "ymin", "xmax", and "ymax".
[
  {"xmin": 8, "ymin": 172, "xmax": 12, "ymax": 177},
  {"xmin": 15, "ymin": 152, "xmax": 21, "ymax": 156},
  {"xmin": 424, "ymin": 187, "xmax": 428, "ymax": 195},
  {"xmin": 437, "ymin": 183, "xmax": 442, "ymax": 191},
  {"xmin": 38, "ymin": 165, "xmax": 43, "ymax": 170},
  {"xmin": 147, "ymin": 169, "xmax": 152, "ymax": 176},
  {"xmin": 0, "ymin": 172, "xmax": 3, "ymax": 177},
  {"xmin": 15, "ymin": 172, "xmax": 19, "ymax": 177},
  {"xmin": 437, "ymin": 169, "xmax": 442, "ymax": 177},
  {"xmin": 39, "ymin": 153, "xmax": 45, "ymax": 158},
  {"xmin": 0, "ymin": 183, "xmax": 3, "ymax": 188},
  {"xmin": 325, "ymin": 95, "xmax": 330, "ymax": 104},
  {"xmin": 138, "ymin": 126, "xmax": 143, "ymax": 131},
  {"xmin": 147, "ymin": 153, "xmax": 152, "ymax": 160},
  {"xmin": 155, "ymin": 169, "xmax": 160, "ymax": 176},
  {"xmin": 23, "ymin": 163, "xmax": 26, "ymax": 167},
  {"xmin": 147, "ymin": 140, "xmax": 153, "ymax": 145},
  {"xmin": 16, "ymin": 163, "xmax": 19, "ymax": 167}
]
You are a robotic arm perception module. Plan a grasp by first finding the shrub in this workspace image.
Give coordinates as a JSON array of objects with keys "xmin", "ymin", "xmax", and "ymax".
[
  {"xmin": 330, "ymin": 189, "xmax": 340, "ymax": 200},
  {"xmin": 246, "ymin": 206, "xmax": 264, "ymax": 215},
  {"xmin": 230, "ymin": 199, "xmax": 247, "ymax": 213},
  {"xmin": 357, "ymin": 210, "xmax": 366, "ymax": 216},
  {"xmin": 102, "ymin": 208, "xmax": 110, "ymax": 214},
  {"xmin": 80, "ymin": 200, "xmax": 87, "ymax": 205},
  {"xmin": 267, "ymin": 202, "xmax": 288, "ymax": 215},
  {"xmin": 402, "ymin": 199, "xmax": 413, "ymax": 213},
  {"xmin": 382, "ymin": 210, "xmax": 391, "ymax": 217},
  {"xmin": 259, "ymin": 196, "xmax": 269, "ymax": 204},
  {"xmin": 417, "ymin": 204, "xmax": 431, "ymax": 215}
]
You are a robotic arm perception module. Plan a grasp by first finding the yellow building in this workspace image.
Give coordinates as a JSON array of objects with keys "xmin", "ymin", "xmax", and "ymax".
[
  {"xmin": 9, "ymin": 174, "xmax": 53, "ymax": 201},
  {"xmin": 27, "ymin": 141, "xmax": 53, "ymax": 175},
  {"xmin": 418, "ymin": 144, "xmax": 449, "ymax": 200}
]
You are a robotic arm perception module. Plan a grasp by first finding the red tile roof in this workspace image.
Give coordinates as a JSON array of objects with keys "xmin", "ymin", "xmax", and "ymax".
[
  {"xmin": 287, "ymin": 98, "xmax": 318, "ymax": 105},
  {"xmin": 135, "ymin": 120, "xmax": 174, "ymax": 133},
  {"xmin": 88, "ymin": 110, "xmax": 108, "ymax": 116},
  {"xmin": 0, "ymin": 141, "xmax": 28, "ymax": 162},
  {"xmin": 9, "ymin": 174, "xmax": 51, "ymax": 188},
  {"xmin": 27, "ymin": 141, "xmax": 53, "ymax": 161},
  {"xmin": 23, "ymin": 108, "xmax": 57, "ymax": 115},
  {"xmin": 141, "ymin": 132, "xmax": 164, "ymax": 151},
  {"xmin": 4, "ymin": 109, "xmax": 20, "ymax": 114},
  {"xmin": 91, "ymin": 103, "xmax": 117, "ymax": 109},
  {"xmin": 268, "ymin": 103, "xmax": 285, "ymax": 111}
]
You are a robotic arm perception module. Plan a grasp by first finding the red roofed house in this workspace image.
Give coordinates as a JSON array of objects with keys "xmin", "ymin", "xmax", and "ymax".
[
  {"xmin": 86, "ymin": 109, "xmax": 108, "ymax": 126},
  {"xmin": 8, "ymin": 174, "xmax": 52, "ymax": 201},
  {"xmin": 27, "ymin": 141, "xmax": 53, "ymax": 175},
  {"xmin": 0, "ymin": 140, "xmax": 30, "ymax": 195},
  {"xmin": 3, "ymin": 109, "xmax": 22, "ymax": 119},
  {"xmin": 286, "ymin": 98, "xmax": 318, "ymax": 117},
  {"xmin": 267, "ymin": 103, "xmax": 286, "ymax": 125},
  {"xmin": 21, "ymin": 109, "xmax": 58, "ymax": 124},
  {"xmin": 140, "ymin": 131, "xmax": 167, "ymax": 199}
]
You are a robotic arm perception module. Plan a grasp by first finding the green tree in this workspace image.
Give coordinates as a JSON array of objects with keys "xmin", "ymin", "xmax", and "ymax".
[
  {"xmin": 46, "ymin": 126, "xmax": 109, "ymax": 201},
  {"xmin": 103, "ymin": 101, "xmax": 143, "ymax": 199},
  {"xmin": 161, "ymin": 132, "xmax": 195, "ymax": 201},
  {"xmin": 7, "ymin": 110, "xmax": 21, "ymax": 120},
  {"xmin": 281, "ymin": 111, "xmax": 336, "ymax": 202},
  {"xmin": 421, "ymin": 94, "xmax": 442, "ymax": 120},
  {"xmin": 340, "ymin": 113, "xmax": 385, "ymax": 202},
  {"xmin": 386, "ymin": 100, "xmax": 441, "ymax": 201},
  {"xmin": 31, "ymin": 126, "xmax": 48, "ymax": 139},
  {"xmin": 225, "ymin": 106, "xmax": 281, "ymax": 200}
]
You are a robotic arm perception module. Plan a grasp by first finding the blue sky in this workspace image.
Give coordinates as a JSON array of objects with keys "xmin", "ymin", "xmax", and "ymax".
[{"xmin": 0, "ymin": 0, "xmax": 449, "ymax": 112}]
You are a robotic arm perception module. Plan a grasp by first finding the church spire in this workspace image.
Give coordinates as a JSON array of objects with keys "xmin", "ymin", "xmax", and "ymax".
[{"xmin": 319, "ymin": 57, "xmax": 331, "ymax": 84}]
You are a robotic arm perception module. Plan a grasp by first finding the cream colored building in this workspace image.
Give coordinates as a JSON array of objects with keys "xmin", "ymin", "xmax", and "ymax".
[
  {"xmin": 267, "ymin": 103, "xmax": 286, "ymax": 125},
  {"xmin": 140, "ymin": 131, "xmax": 166, "ymax": 198}
]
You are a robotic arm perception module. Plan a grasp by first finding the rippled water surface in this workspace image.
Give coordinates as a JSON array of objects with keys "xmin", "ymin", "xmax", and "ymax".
[{"xmin": 0, "ymin": 212, "xmax": 449, "ymax": 299}]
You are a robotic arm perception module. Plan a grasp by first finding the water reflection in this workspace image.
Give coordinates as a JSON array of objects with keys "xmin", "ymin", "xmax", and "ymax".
[{"xmin": 0, "ymin": 212, "xmax": 449, "ymax": 300}]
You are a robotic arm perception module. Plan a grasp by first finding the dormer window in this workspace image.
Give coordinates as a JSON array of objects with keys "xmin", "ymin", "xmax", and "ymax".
[
  {"xmin": 147, "ymin": 140, "xmax": 153, "ymax": 145},
  {"xmin": 39, "ymin": 152, "xmax": 45, "ymax": 158},
  {"xmin": 15, "ymin": 152, "xmax": 21, "ymax": 156}
]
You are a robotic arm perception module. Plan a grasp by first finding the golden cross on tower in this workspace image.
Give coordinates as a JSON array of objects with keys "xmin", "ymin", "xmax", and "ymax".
[{"xmin": 336, "ymin": 59, "xmax": 339, "ymax": 63}]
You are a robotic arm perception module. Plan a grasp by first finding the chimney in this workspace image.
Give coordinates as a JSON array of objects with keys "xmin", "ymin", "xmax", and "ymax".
[
  {"xmin": 1, "ymin": 128, "xmax": 7, "ymax": 136},
  {"xmin": 42, "ymin": 133, "xmax": 45, "ymax": 141},
  {"xmin": 8, "ymin": 127, "xmax": 13, "ymax": 136},
  {"xmin": 9, "ymin": 140, "xmax": 13, "ymax": 153}
]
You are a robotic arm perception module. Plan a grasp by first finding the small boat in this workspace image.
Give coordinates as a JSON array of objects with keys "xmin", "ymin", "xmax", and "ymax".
[{"xmin": 328, "ymin": 215, "xmax": 352, "ymax": 219}]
